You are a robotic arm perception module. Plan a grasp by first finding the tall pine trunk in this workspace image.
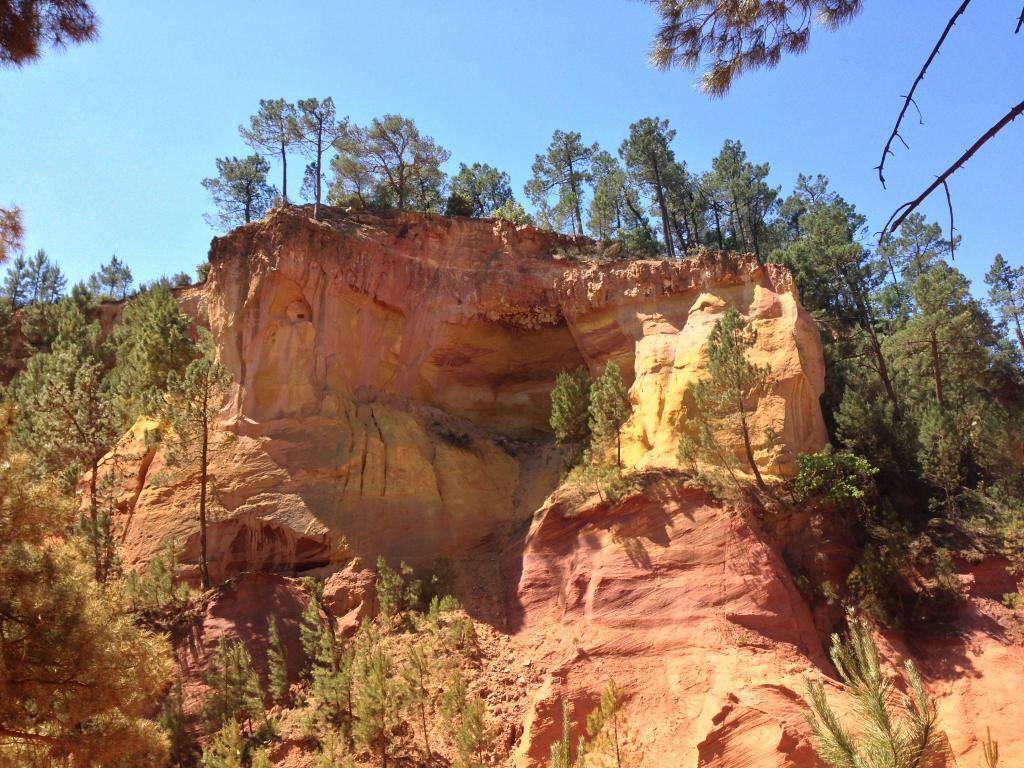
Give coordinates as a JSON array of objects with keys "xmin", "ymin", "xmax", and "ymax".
[
  {"xmin": 280, "ymin": 144, "xmax": 288, "ymax": 206},
  {"xmin": 314, "ymin": 129, "xmax": 323, "ymax": 219},
  {"xmin": 199, "ymin": 385, "xmax": 211, "ymax": 590},
  {"xmin": 651, "ymin": 153, "xmax": 675, "ymax": 258},
  {"xmin": 738, "ymin": 407, "xmax": 767, "ymax": 491},
  {"xmin": 89, "ymin": 457, "xmax": 101, "ymax": 582},
  {"xmin": 929, "ymin": 328, "xmax": 946, "ymax": 409}
]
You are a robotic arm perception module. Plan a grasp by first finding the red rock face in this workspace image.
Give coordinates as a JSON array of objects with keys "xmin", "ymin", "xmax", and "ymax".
[
  {"xmin": 507, "ymin": 476, "xmax": 829, "ymax": 767},
  {"xmin": 98, "ymin": 208, "xmax": 1022, "ymax": 766}
]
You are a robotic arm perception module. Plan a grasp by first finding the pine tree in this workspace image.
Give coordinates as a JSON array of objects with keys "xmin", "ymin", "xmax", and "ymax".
[
  {"xmin": 441, "ymin": 669, "xmax": 469, "ymax": 734},
  {"xmin": 200, "ymin": 721, "xmax": 245, "ymax": 768},
  {"xmin": 9, "ymin": 300, "xmax": 121, "ymax": 581},
  {"xmin": 89, "ymin": 254, "xmax": 133, "ymax": 300},
  {"xmin": 455, "ymin": 695, "xmax": 494, "ymax": 768},
  {"xmin": 584, "ymin": 680, "xmax": 627, "ymax": 768},
  {"xmin": 310, "ymin": 621, "xmax": 355, "ymax": 741},
  {"xmin": 549, "ymin": 699, "xmax": 575, "ymax": 768},
  {"xmin": 525, "ymin": 130, "xmax": 598, "ymax": 235},
  {"xmin": 203, "ymin": 638, "xmax": 265, "ymax": 734},
  {"xmin": 401, "ymin": 644, "xmax": 434, "ymax": 762},
  {"xmin": 124, "ymin": 536, "xmax": 192, "ymax": 614},
  {"xmin": 352, "ymin": 648, "xmax": 400, "ymax": 768},
  {"xmin": 266, "ymin": 615, "xmax": 289, "ymax": 705},
  {"xmin": 0, "ymin": 425, "xmax": 171, "ymax": 766},
  {"xmin": 110, "ymin": 280, "xmax": 196, "ymax": 423},
  {"xmin": 295, "ymin": 97, "xmax": 347, "ymax": 219},
  {"xmin": 0, "ymin": 204, "xmax": 23, "ymax": 263},
  {"xmin": 159, "ymin": 332, "xmax": 232, "ymax": 590},
  {"xmin": 687, "ymin": 309, "xmax": 769, "ymax": 490},
  {"xmin": 375, "ymin": 555, "xmax": 421, "ymax": 627},
  {"xmin": 985, "ymin": 254, "xmax": 1024, "ymax": 352},
  {"xmin": 331, "ymin": 114, "xmax": 450, "ymax": 212},
  {"xmin": 448, "ymin": 162, "xmax": 514, "ymax": 217},
  {"xmin": 620, "ymin": 117, "xmax": 679, "ymax": 257},
  {"xmin": 300, "ymin": 592, "xmax": 326, "ymax": 676},
  {"xmin": 201, "ymin": 155, "xmax": 276, "ymax": 230},
  {"xmin": 588, "ymin": 362, "xmax": 631, "ymax": 468},
  {"xmin": 240, "ymin": 99, "xmax": 298, "ymax": 205},
  {"xmin": 159, "ymin": 676, "xmax": 190, "ymax": 766},
  {"xmin": 550, "ymin": 366, "xmax": 592, "ymax": 465},
  {"xmin": 804, "ymin": 612, "xmax": 941, "ymax": 768}
]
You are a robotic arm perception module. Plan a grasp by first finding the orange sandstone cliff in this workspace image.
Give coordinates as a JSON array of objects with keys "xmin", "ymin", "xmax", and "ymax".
[{"xmin": 102, "ymin": 207, "xmax": 1022, "ymax": 767}]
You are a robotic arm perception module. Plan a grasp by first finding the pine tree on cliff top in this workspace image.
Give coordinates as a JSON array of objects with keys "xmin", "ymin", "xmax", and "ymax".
[
  {"xmin": 159, "ymin": 330, "xmax": 231, "ymax": 590},
  {"xmin": 240, "ymin": 99, "xmax": 297, "ymax": 205},
  {"xmin": 687, "ymin": 308, "xmax": 769, "ymax": 490},
  {"xmin": 588, "ymin": 362, "xmax": 631, "ymax": 468}
]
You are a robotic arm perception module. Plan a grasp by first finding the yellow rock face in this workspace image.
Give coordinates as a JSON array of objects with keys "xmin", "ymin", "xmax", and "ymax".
[{"xmin": 102, "ymin": 208, "xmax": 826, "ymax": 576}]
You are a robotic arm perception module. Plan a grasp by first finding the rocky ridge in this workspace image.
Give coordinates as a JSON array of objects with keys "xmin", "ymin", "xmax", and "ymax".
[{"xmin": 97, "ymin": 207, "xmax": 1022, "ymax": 767}]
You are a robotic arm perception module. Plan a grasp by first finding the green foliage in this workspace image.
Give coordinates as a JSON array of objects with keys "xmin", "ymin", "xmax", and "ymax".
[
  {"xmin": 88, "ymin": 254, "xmax": 133, "ymax": 301},
  {"xmin": 584, "ymin": 680, "xmax": 627, "ymax": 768},
  {"xmin": 0, "ymin": 434, "xmax": 171, "ymax": 766},
  {"xmin": 794, "ymin": 446, "xmax": 879, "ymax": 507},
  {"xmin": 1001, "ymin": 592, "xmax": 1023, "ymax": 611},
  {"xmin": 300, "ymin": 588, "xmax": 327, "ymax": 676},
  {"xmin": 266, "ymin": 615, "xmax": 289, "ymax": 705},
  {"xmin": 619, "ymin": 117, "xmax": 678, "ymax": 257},
  {"xmin": 985, "ymin": 253, "xmax": 1024, "ymax": 351},
  {"xmin": 200, "ymin": 721, "xmax": 245, "ymax": 768},
  {"xmin": 565, "ymin": 451, "xmax": 630, "ymax": 505},
  {"xmin": 549, "ymin": 699, "xmax": 575, "ymax": 768},
  {"xmin": 239, "ymin": 99, "xmax": 298, "ymax": 204},
  {"xmin": 375, "ymin": 555, "xmax": 421, "ymax": 626},
  {"xmin": 110, "ymin": 280, "xmax": 196, "ymax": 423},
  {"xmin": 588, "ymin": 362, "xmax": 631, "ymax": 467},
  {"xmin": 491, "ymin": 198, "xmax": 535, "ymax": 226},
  {"xmin": 454, "ymin": 695, "xmax": 494, "ymax": 768},
  {"xmin": 308, "ymin": 623, "xmax": 355, "ymax": 739},
  {"xmin": 525, "ymin": 129, "xmax": 598, "ymax": 235},
  {"xmin": 449, "ymin": 162, "xmax": 514, "ymax": 217},
  {"xmin": 401, "ymin": 644, "xmax": 434, "ymax": 761},
  {"xmin": 203, "ymin": 638, "xmax": 265, "ymax": 733},
  {"xmin": 159, "ymin": 676, "xmax": 191, "ymax": 766},
  {"xmin": 441, "ymin": 669, "xmax": 468, "ymax": 733},
  {"xmin": 202, "ymin": 155, "xmax": 276, "ymax": 230},
  {"xmin": 352, "ymin": 646, "xmax": 400, "ymax": 768},
  {"xmin": 684, "ymin": 308, "xmax": 770, "ymax": 490},
  {"xmin": 645, "ymin": 0, "xmax": 861, "ymax": 95},
  {"xmin": 331, "ymin": 114, "xmax": 450, "ymax": 212},
  {"xmin": 804, "ymin": 611, "xmax": 942, "ymax": 768},
  {"xmin": 550, "ymin": 366, "xmax": 592, "ymax": 465},
  {"xmin": 159, "ymin": 332, "xmax": 232, "ymax": 589},
  {"xmin": 123, "ymin": 536, "xmax": 192, "ymax": 615},
  {"xmin": 294, "ymin": 97, "xmax": 347, "ymax": 217}
]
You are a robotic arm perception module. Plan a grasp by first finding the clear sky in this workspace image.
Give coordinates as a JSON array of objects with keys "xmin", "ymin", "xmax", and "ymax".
[{"xmin": 2, "ymin": 0, "xmax": 1022, "ymax": 290}]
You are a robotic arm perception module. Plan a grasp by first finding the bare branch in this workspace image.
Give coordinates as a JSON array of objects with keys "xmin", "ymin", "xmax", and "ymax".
[
  {"xmin": 876, "ymin": 0, "xmax": 972, "ymax": 188},
  {"xmin": 1016, "ymin": 4, "xmax": 1024, "ymax": 33},
  {"xmin": 879, "ymin": 98, "xmax": 1024, "ymax": 245},
  {"xmin": 941, "ymin": 180, "xmax": 955, "ymax": 260}
]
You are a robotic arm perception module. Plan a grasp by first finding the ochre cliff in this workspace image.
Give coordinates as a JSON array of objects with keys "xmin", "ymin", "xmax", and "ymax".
[
  {"xmin": 95, "ymin": 207, "xmax": 1022, "ymax": 766},
  {"xmin": 109, "ymin": 206, "xmax": 827, "ymax": 578}
]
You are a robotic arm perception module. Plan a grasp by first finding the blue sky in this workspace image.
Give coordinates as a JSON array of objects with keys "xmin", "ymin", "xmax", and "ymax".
[{"xmin": 2, "ymin": 0, "xmax": 1022, "ymax": 290}]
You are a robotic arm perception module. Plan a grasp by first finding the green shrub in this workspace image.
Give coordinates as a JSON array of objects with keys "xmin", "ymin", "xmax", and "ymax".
[{"xmin": 794, "ymin": 446, "xmax": 878, "ymax": 507}]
